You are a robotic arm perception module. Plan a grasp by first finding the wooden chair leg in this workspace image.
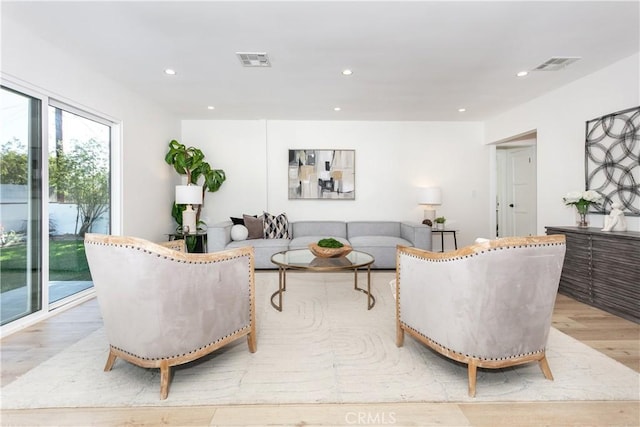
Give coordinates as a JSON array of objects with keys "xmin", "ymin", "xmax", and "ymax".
[
  {"xmin": 104, "ymin": 350, "xmax": 117, "ymax": 372},
  {"xmin": 160, "ymin": 361, "xmax": 171, "ymax": 400},
  {"xmin": 538, "ymin": 354, "xmax": 554, "ymax": 380},
  {"xmin": 467, "ymin": 362, "xmax": 477, "ymax": 397},
  {"xmin": 396, "ymin": 323, "xmax": 405, "ymax": 347},
  {"xmin": 247, "ymin": 332, "xmax": 257, "ymax": 353}
]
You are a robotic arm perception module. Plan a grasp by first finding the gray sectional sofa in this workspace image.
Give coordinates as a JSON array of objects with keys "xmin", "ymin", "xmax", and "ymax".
[{"xmin": 208, "ymin": 220, "xmax": 432, "ymax": 269}]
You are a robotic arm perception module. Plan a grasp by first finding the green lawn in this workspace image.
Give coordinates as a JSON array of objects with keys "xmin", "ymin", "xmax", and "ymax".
[{"xmin": 0, "ymin": 238, "xmax": 90, "ymax": 292}]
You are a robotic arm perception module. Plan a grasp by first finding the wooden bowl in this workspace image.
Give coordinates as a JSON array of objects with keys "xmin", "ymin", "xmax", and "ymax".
[{"xmin": 308, "ymin": 243, "xmax": 353, "ymax": 258}]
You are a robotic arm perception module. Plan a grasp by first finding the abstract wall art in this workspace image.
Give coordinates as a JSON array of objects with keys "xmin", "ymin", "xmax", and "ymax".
[
  {"xmin": 585, "ymin": 106, "xmax": 639, "ymax": 216},
  {"xmin": 288, "ymin": 149, "xmax": 355, "ymax": 200}
]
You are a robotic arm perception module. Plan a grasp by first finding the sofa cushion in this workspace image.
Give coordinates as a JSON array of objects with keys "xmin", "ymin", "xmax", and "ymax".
[
  {"xmin": 289, "ymin": 235, "xmax": 351, "ymax": 250},
  {"xmin": 227, "ymin": 238, "xmax": 290, "ymax": 250},
  {"xmin": 226, "ymin": 238, "xmax": 290, "ymax": 268},
  {"xmin": 291, "ymin": 221, "xmax": 347, "ymax": 238},
  {"xmin": 349, "ymin": 236, "xmax": 412, "ymax": 269},
  {"xmin": 348, "ymin": 235, "xmax": 412, "ymax": 248},
  {"xmin": 263, "ymin": 211, "xmax": 291, "ymax": 239},
  {"xmin": 348, "ymin": 221, "xmax": 401, "ymax": 238}
]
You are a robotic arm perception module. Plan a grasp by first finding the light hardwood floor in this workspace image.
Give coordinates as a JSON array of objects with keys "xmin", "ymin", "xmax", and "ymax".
[{"xmin": 1, "ymin": 276, "xmax": 638, "ymax": 427}]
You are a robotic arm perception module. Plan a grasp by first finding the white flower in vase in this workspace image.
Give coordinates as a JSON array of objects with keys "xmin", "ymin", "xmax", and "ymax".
[{"xmin": 562, "ymin": 190, "xmax": 603, "ymax": 227}]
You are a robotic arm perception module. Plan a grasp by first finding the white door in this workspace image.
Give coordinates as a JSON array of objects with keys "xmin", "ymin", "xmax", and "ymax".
[{"xmin": 505, "ymin": 146, "xmax": 537, "ymax": 237}]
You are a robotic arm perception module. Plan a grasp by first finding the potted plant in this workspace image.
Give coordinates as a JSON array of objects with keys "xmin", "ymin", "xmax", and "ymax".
[
  {"xmin": 165, "ymin": 139, "xmax": 226, "ymax": 232},
  {"xmin": 434, "ymin": 216, "xmax": 446, "ymax": 230}
]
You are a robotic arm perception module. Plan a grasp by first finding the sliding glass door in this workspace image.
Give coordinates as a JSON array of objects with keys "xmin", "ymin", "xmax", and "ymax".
[
  {"xmin": 0, "ymin": 86, "xmax": 43, "ymax": 325},
  {"xmin": 1, "ymin": 84, "xmax": 115, "ymax": 329},
  {"xmin": 47, "ymin": 103, "xmax": 111, "ymax": 304}
]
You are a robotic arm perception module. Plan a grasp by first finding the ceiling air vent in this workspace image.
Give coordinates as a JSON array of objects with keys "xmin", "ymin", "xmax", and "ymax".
[
  {"xmin": 533, "ymin": 57, "xmax": 581, "ymax": 71},
  {"xmin": 236, "ymin": 52, "xmax": 271, "ymax": 67}
]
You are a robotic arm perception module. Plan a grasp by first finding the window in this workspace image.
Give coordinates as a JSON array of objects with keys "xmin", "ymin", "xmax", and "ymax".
[
  {"xmin": 0, "ymin": 82, "xmax": 118, "ymax": 332},
  {"xmin": 0, "ymin": 86, "xmax": 43, "ymax": 325}
]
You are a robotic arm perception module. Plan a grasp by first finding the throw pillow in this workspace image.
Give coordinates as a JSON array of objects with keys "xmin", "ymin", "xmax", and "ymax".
[
  {"xmin": 231, "ymin": 215, "xmax": 258, "ymax": 226},
  {"xmin": 230, "ymin": 224, "xmax": 249, "ymax": 241},
  {"xmin": 230, "ymin": 217, "xmax": 245, "ymax": 225},
  {"xmin": 263, "ymin": 211, "xmax": 290, "ymax": 239},
  {"xmin": 243, "ymin": 214, "xmax": 264, "ymax": 239}
]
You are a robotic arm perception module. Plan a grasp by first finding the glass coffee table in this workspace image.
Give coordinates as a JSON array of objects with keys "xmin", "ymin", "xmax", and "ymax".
[{"xmin": 270, "ymin": 249, "xmax": 375, "ymax": 311}]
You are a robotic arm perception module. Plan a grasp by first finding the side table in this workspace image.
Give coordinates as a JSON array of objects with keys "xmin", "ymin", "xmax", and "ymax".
[
  {"xmin": 167, "ymin": 231, "xmax": 208, "ymax": 253},
  {"xmin": 431, "ymin": 229, "xmax": 458, "ymax": 252}
]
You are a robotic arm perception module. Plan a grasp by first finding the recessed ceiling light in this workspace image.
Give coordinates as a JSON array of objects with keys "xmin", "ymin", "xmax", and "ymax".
[
  {"xmin": 342, "ymin": 69, "xmax": 353, "ymax": 76},
  {"xmin": 207, "ymin": 106, "xmax": 215, "ymax": 110},
  {"xmin": 458, "ymin": 108, "xmax": 466, "ymax": 113},
  {"xmin": 334, "ymin": 107, "xmax": 341, "ymax": 111},
  {"xmin": 164, "ymin": 68, "xmax": 176, "ymax": 75},
  {"xmin": 516, "ymin": 71, "xmax": 529, "ymax": 77}
]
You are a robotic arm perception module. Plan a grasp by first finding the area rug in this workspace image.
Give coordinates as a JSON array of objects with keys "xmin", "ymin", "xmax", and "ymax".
[{"xmin": 1, "ymin": 272, "xmax": 638, "ymax": 408}]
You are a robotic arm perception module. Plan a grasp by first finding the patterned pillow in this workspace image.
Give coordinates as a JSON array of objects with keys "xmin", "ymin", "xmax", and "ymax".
[{"xmin": 263, "ymin": 212, "xmax": 290, "ymax": 239}]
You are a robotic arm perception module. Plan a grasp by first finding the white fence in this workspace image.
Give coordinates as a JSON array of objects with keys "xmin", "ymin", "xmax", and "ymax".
[{"xmin": 1, "ymin": 184, "xmax": 108, "ymax": 236}]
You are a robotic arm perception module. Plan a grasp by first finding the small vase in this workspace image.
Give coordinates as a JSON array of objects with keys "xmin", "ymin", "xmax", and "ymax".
[{"xmin": 576, "ymin": 211, "xmax": 589, "ymax": 228}]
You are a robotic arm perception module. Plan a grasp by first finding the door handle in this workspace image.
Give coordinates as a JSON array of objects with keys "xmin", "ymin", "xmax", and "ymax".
[{"xmin": 509, "ymin": 204, "xmax": 514, "ymax": 208}]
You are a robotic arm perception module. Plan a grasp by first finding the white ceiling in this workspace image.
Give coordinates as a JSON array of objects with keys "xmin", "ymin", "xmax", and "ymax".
[{"xmin": 2, "ymin": 1, "xmax": 639, "ymax": 121}]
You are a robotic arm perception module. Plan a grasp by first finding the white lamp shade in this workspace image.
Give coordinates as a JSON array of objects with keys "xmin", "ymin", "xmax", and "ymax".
[
  {"xmin": 418, "ymin": 187, "xmax": 442, "ymax": 205},
  {"xmin": 175, "ymin": 185, "xmax": 203, "ymax": 205}
]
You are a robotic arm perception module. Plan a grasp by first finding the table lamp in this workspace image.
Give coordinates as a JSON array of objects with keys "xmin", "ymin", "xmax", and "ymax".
[
  {"xmin": 175, "ymin": 184, "xmax": 203, "ymax": 234},
  {"xmin": 418, "ymin": 187, "xmax": 442, "ymax": 223}
]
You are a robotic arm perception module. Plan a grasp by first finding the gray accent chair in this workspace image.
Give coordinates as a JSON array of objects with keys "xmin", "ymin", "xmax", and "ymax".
[
  {"xmin": 395, "ymin": 235, "xmax": 566, "ymax": 397},
  {"xmin": 84, "ymin": 234, "xmax": 257, "ymax": 400}
]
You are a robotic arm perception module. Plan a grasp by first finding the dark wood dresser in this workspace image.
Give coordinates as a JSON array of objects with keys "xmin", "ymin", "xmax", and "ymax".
[{"xmin": 545, "ymin": 226, "xmax": 640, "ymax": 323}]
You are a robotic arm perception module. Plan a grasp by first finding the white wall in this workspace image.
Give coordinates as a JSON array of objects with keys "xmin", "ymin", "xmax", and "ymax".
[
  {"xmin": 181, "ymin": 120, "xmax": 269, "ymax": 227},
  {"xmin": 182, "ymin": 120, "xmax": 489, "ymax": 248},
  {"xmin": 485, "ymin": 53, "xmax": 640, "ymax": 232},
  {"xmin": 1, "ymin": 18, "xmax": 179, "ymax": 241}
]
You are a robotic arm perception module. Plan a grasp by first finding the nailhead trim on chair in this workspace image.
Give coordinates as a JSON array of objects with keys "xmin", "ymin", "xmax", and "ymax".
[
  {"xmin": 112, "ymin": 324, "xmax": 253, "ymax": 361},
  {"xmin": 86, "ymin": 240, "xmax": 252, "ymax": 265},
  {"xmin": 401, "ymin": 241, "xmax": 565, "ymax": 263},
  {"xmin": 401, "ymin": 323, "xmax": 545, "ymax": 361}
]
